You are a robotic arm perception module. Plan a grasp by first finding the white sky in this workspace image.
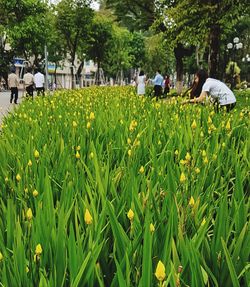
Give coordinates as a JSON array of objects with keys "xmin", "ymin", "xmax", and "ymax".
[{"xmin": 50, "ymin": 0, "xmax": 99, "ymax": 10}]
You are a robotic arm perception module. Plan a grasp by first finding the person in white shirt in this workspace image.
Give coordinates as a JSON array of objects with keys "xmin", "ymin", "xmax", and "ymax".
[
  {"xmin": 136, "ymin": 70, "xmax": 147, "ymax": 96},
  {"xmin": 184, "ymin": 69, "xmax": 236, "ymax": 112},
  {"xmin": 23, "ymin": 67, "xmax": 34, "ymax": 98},
  {"xmin": 34, "ymin": 68, "xmax": 45, "ymax": 96}
]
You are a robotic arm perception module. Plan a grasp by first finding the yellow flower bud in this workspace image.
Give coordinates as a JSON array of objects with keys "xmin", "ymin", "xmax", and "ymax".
[
  {"xmin": 195, "ymin": 167, "xmax": 200, "ymax": 174},
  {"xmin": 34, "ymin": 150, "xmax": 39, "ymax": 159},
  {"xmin": 0, "ymin": 252, "xmax": 3, "ymax": 262},
  {"xmin": 191, "ymin": 120, "xmax": 197, "ymax": 129},
  {"xmin": 33, "ymin": 189, "xmax": 39, "ymax": 197},
  {"xmin": 225, "ymin": 120, "xmax": 231, "ymax": 130},
  {"xmin": 128, "ymin": 149, "xmax": 132, "ymax": 157},
  {"xmin": 207, "ymin": 116, "xmax": 212, "ymax": 124},
  {"xmin": 185, "ymin": 152, "xmax": 191, "ymax": 162},
  {"xmin": 89, "ymin": 152, "xmax": 94, "ymax": 159},
  {"xmin": 188, "ymin": 196, "xmax": 195, "ymax": 208},
  {"xmin": 180, "ymin": 172, "xmax": 186, "ymax": 183},
  {"xmin": 155, "ymin": 260, "xmax": 166, "ymax": 282},
  {"xmin": 89, "ymin": 112, "xmax": 95, "ymax": 120},
  {"xmin": 139, "ymin": 166, "xmax": 145, "ymax": 174},
  {"xmin": 72, "ymin": 121, "xmax": 77, "ymax": 128},
  {"xmin": 202, "ymin": 150, "xmax": 206, "ymax": 157},
  {"xmin": 201, "ymin": 218, "xmax": 206, "ymax": 226},
  {"xmin": 150, "ymin": 223, "xmax": 155, "ymax": 233},
  {"xmin": 28, "ymin": 160, "xmax": 32, "ymax": 167},
  {"xmin": 127, "ymin": 138, "xmax": 131, "ymax": 145},
  {"xmin": 76, "ymin": 151, "xmax": 81, "ymax": 159},
  {"xmin": 26, "ymin": 208, "xmax": 33, "ymax": 220},
  {"xmin": 174, "ymin": 149, "xmax": 179, "ymax": 155},
  {"xmin": 16, "ymin": 173, "xmax": 21, "ymax": 181},
  {"xmin": 35, "ymin": 244, "xmax": 42, "ymax": 255},
  {"xmin": 87, "ymin": 122, "xmax": 91, "ymax": 129},
  {"xmin": 84, "ymin": 209, "xmax": 93, "ymax": 225},
  {"xmin": 76, "ymin": 145, "xmax": 81, "ymax": 151},
  {"xmin": 127, "ymin": 209, "xmax": 134, "ymax": 221},
  {"xmin": 203, "ymin": 157, "xmax": 208, "ymax": 164}
]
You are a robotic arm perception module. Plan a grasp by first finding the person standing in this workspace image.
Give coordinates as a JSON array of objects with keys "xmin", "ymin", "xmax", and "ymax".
[
  {"xmin": 184, "ymin": 69, "xmax": 236, "ymax": 112},
  {"xmin": 8, "ymin": 66, "xmax": 19, "ymax": 104},
  {"xmin": 163, "ymin": 74, "xmax": 171, "ymax": 96},
  {"xmin": 34, "ymin": 68, "xmax": 45, "ymax": 96},
  {"xmin": 137, "ymin": 70, "xmax": 146, "ymax": 96},
  {"xmin": 23, "ymin": 67, "xmax": 34, "ymax": 98},
  {"xmin": 152, "ymin": 70, "xmax": 164, "ymax": 100}
]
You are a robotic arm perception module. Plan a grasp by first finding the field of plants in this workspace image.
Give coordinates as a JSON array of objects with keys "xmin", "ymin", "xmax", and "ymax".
[{"xmin": 0, "ymin": 87, "xmax": 249, "ymax": 287}]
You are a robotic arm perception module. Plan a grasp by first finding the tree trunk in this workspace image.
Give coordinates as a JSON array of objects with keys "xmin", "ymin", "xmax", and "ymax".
[
  {"xmin": 209, "ymin": 24, "xmax": 220, "ymax": 78},
  {"xmin": 76, "ymin": 61, "xmax": 84, "ymax": 88},
  {"xmin": 174, "ymin": 43, "xmax": 184, "ymax": 94},
  {"xmin": 70, "ymin": 64, "xmax": 75, "ymax": 89}
]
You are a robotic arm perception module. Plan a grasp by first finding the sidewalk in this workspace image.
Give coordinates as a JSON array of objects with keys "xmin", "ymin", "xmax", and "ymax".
[{"xmin": 0, "ymin": 90, "xmax": 24, "ymax": 125}]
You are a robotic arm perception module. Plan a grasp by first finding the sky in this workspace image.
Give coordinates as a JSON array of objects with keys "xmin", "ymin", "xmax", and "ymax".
[{"xmin": 50, "ymin": 0, "xmax": 100, "ymax": 10}]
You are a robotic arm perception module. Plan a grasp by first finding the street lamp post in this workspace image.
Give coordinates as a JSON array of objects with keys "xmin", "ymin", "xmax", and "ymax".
[
  {"xmin": 227, "ymin": 37, "xmax": 243, "ymax": 88},
  {"xmin": 242, "ymin": 54, "xmax": 250, "ymax": 83}
]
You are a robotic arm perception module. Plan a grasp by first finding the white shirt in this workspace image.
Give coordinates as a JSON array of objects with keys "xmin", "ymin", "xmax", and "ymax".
[
  {"xmin": 202, "ymin": 78, "xmax": 236, "ymax": 105},
  {"xmin": 23, "ymin": 73, "xmax": 34, "ymax": 86},
  {"xmin": 137, "ymin": 75, "xmax": 146, "ymax": 95},
  {"xmin": 34, "ymin": 72, "xmax": 45, "ymax": 88}
]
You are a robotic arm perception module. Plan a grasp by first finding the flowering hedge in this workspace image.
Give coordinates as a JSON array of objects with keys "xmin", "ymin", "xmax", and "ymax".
[{"xmin": 0, "ymin": 87, "xmax": 249, "ymax": 286}]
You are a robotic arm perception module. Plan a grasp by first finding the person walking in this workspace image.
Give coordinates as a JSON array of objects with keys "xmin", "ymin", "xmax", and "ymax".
[
  {"xmin": 152, "ymin": 70, "xmax": 164, "ymax": 100},
  {"xmin": 23, "ymin": 67, "xmax": 34, "ymax": 98},
  {"xmin": 34, "ymin": 68, "xmax": 45, "ymax": 96},
  {"xmin": 8, "ymin": 66, "xmax": 19, "ymax": 104},
  {"xmin": 183, "ymin": 69, "xmax": 236, "ymax": 112},
  {"xmin": 136, "ymin": 70, "xmax": 147, "ymax": 96}
]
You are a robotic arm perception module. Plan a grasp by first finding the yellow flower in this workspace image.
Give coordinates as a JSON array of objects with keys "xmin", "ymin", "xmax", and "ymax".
[
  {"xmin": 34, "ymin": 150, "xmax": 39, "ymax": 159},
  {"xmin": 76, "ymin": 151, "xmax": 81, "ymax": 159},
  {"xmin": 84, "ymin": 209, "xmax": 93, "ymax": 225},
  {"xmin": 0, "ymin": 252, "xmax": 3, "ymax": 262},
  {"xmin": 207, "ymin": 116, "xmax": 212, "ymax": 124},
  {"xmin": 150, "ymin": 223, "xmax": 155, "ymax": 233},
  {"xmin": 201, "ymin": 218, "xmax": 206, "ymax": 226},
  {"xmin": 155, "ymin": 260, "xmax": 166, "ymax": 282},
  {"xmin": 127, "ymin": 138, "xmax": 132, "ymax": 145},
  {"xmin": 72, "ymin": 121, "xmax": 77, "ymax": 128},
  {"xmin": 76, "ymin": 145, "xmax": 81, "ymax": 151},
  {"xmin": 28, "ymin": 160, "xmax": 32, "ymax": 167},
  {"xmin": 16, "ymin": 173, "xmax": 21, "ymax": 181},
  {"xmin": 89, "ymin": 152, "xmax": 94, "ymax": 159},
  {"xmin": 35, "ymin": 244, "xmax": 42, "ymax": 255},
  {"xmin": 195, "ymin": 167, "xmax": 200, "ymax": 174},
  {"xmin": 89, "ymin": 112, "xmax": 95, "ymax": 120},
  {"xmin": 180, "ymin": 159, "xmax": 186, "ymax": 165},
  {"xmin": 26, "ymin": 208, "xmax": 33, "ymax": 220},
  {"xmin": 200, "ymin": 131, "xmax": 204, "ymax": 138},
  {"xmin": 191, "ymin": 120, "xmax": 197, "ymax": 129},
  {"xmin": 127, "ymin": 209, "xmax": 134, "ymax": 221},
  {"xmin": 203, "ymin": 157, "xmax": 208, "ymax": 164},
  {"xmin": 174, "ymin": 149, "xmax": 179, "ymax": 155},
  {"xmin": 180, "ymin": 172, "xmax": 186, "ymax": 183},
  {"xmin": 202, "ymin": 150, "xmax": 206, "ymax": 157},
  {"xmin": 185, "ymin": 152, "xmax": 191, "ymax": 162},
  {"xmin": 128, "ymin": 149, "xmax": 132, "ymax": 157},
  {"xmin": 240, "ymin": 112, "xmax": 244, "ymax": 118},
  {"xmin": 225, "ymin": 120, "xmax": 231, "ymax": 130},
  {"xmin": 87, "ymin": 122, "xmax": 91, "ymax": 129},
  {"xmin": 188, "ymin": 196, "xmax": 195, "ymax": 207},
  {"xmin": 33, "ymin": 189, "xmax": 39, "ymax": 197},
  {"xmin": 139, "ymin": 166, "xmax": 145, "ymax": 174}
]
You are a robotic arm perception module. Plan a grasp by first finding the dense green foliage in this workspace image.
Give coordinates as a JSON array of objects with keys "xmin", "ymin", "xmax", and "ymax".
[{"xmin": 0, "ymin": 87, "xmax": 249, "ymax": 286}]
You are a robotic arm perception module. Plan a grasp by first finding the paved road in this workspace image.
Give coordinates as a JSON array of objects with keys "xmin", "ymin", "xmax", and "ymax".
[{"xmin": 0, "ymin": 90, "xmax": 25, "ymax": 125}]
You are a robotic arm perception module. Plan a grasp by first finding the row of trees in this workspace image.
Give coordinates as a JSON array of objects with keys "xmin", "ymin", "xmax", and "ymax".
[{"xmin": 0, "ymin": 0, "xmax": 249, "ymax": 91}]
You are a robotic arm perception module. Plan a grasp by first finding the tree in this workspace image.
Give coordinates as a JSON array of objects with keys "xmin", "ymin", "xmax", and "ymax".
[
  {"xmin": 103, "ymin": 25, "xmax": 133, "ymax": 83},
  {"xmin": 55, "ymin": 0, "xmax": 94, "ymax": 88},
  {"xmin": 0, "ymin": 0, "xmax": 50, "ymax": 66},
  {"xmin": 87, "ymin": 13, "xmax": 113, "ymax": 85}
]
